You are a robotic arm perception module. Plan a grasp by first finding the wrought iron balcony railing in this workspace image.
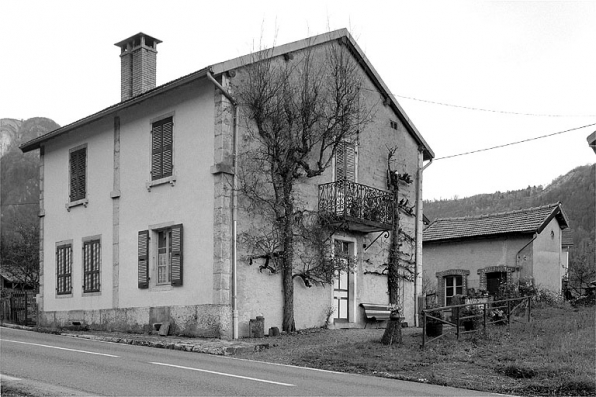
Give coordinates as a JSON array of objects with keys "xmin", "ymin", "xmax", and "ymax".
[{"xmin": 318, "ymin": 180, "xmax": 394, "ymax": 233}]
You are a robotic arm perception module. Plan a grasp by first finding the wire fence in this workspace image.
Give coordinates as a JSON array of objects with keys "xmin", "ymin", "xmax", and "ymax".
[{"xmin": 421, "ymin": 296, "xmax": 531, "ymax": 348}]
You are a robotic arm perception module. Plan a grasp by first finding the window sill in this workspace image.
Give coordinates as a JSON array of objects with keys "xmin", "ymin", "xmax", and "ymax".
[
  {"xmin": 56, "ymin": 293, "xmax": 73, "ymax": 298},
  {"xmin": 151, "ymin": 284, "xmax": 174, "ymax": 292},
  {"xmin": 82, "ymin": 291, "xmax": 101, "ymax": 296},
  {"xmin": 146, "ymin": 175, "xmax": 176, "ymax": 192},
  {"xmin": 66, "ymin": 198, "xmax": 88, "ymax": 211}
]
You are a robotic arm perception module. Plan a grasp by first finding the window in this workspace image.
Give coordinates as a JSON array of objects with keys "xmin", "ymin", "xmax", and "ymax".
[
  {"xmin": 56, "ymin": 244, "xmax": 73, "ymax": 295},
  {"xmin": 83, "ymin": 239, "xmax": 101, "ymax": 293},
  {"xmin": 69, "ymin": 146, "xmax": 87, "ymax": 202},
  {"xmin": 444, "ymin": 275, "xmax": 463, "ymax": 306},
  {"xmin": 138, "ymin": 224, "xmax": 183, "ymax": 289},
  {"xmin": 157, "ymin": 229, "xmax": 172, "ymax": 284},
  {"xmin": 151, "ymin": 117, "xmax": 173, "ymax": 181},
  {"xmin": 335, "ymin": 142, "xmax": 355, "ymax": 182}
]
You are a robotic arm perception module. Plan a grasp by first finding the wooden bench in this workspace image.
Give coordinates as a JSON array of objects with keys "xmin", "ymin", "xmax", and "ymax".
[{"xmin": 360, "ymin": 303, "xmax": 392, "ymax": 328}]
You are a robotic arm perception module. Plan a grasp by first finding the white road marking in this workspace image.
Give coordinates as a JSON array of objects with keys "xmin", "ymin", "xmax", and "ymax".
[
  {"xmin": 0, "ymin": 374, "xmax": 22, "ymax": 381},
  {"xmin": 0, "ymin": 339, "xmax": 119, "ymax": 357},
  {"xmin": 149, "ymin": 361, "xmax": 295, "ymax": 387},
  {"xmin": 223, "ymin": 356, "xmax": 348, "ymax": 375}
]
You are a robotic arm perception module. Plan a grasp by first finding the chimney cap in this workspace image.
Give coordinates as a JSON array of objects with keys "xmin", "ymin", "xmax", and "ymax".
[{"xmin": 114, "ymin": 32, "xmax": 162, "ymax": 50}]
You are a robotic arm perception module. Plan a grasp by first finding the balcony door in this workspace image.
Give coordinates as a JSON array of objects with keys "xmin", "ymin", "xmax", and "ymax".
[
  {"xmin": 333, "ymin": 240, "xmax": 352, "ymax": 322},
  {"xmin": 334, "ymin": 142, "xmax": 356, "ymax": 216},
  {"xmin": 335, "ymin": 142, "xmax": 356, "ymax": 182}
]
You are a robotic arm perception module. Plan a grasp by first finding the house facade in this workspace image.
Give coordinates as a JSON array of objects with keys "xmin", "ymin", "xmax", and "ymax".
[
  {"xmin": 21, "ymin": 30, "xmax": 434, "ymax": 338},
  {"xmin": 423, "ymin": 203, "xmax": 569, "ymax": 306}
]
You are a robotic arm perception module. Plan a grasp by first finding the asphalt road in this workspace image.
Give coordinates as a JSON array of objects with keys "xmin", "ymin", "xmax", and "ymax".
[{"xmin": 1, "ymin": 327, "xmax": 501, "ymax": 396}]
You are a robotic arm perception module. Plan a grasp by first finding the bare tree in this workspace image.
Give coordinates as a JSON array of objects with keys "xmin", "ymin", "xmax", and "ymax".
[
  {"xmin": 0, "ymin": 216, "xmax": 39, "ymax": 291},
  {"xmin": 381, "ymin": 148, "xmax": 417, "ymax": 345},
  {"xmin": 234, "ymin": 39, "xmax": 369, "ymax": 332},
  {"xmin": 568, "ymin": 238, "xmax": 596, "ymax": 296}
]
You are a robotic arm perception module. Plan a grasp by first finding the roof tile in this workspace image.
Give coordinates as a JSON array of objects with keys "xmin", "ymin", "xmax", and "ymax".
[{"xmin": 423, "ymin": 203, "xmax": 568, "ymax": 242}]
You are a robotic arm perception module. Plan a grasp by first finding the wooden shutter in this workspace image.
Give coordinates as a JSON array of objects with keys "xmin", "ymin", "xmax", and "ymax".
[
  {"xmin": 161, "ymin": 120, "xmax": 173, "ymax": 177},
  {"xmin": 345, "ymin": 144, "xmax": 355, "ymax": 182},
  {"xmin": 335, "ymin": 142, "xmax": 355, "ymax": 182},
  {"xmin": 138, "ymin": 230, "xmax": 149, "ymax": 289},
  {"xmin": 151, "ymin": 117, "xmax": 173, "ymax": 180},
  {"xmin": 170, "ymin": 224, "xmax": 183, "ymax": 286},
  {"xmin": 70, "ymin": 148, "xmax": 86, "ymax": 201}
]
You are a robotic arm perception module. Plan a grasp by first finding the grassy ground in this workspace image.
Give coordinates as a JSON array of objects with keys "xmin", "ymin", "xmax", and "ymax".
[{"xmin": 236, "ymin": 304, "xmax": 595, "ymax": 396}]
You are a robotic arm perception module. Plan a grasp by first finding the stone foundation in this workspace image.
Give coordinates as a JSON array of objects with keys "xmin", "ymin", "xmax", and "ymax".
[{"xmin": 39, "ymin": 304, "xmax": 232, "ymax": 339}]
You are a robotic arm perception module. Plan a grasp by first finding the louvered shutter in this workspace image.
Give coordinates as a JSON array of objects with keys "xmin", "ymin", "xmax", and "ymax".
[
  {"xmin": 138, "ymin": 230, "xmax": 149, "ymax": 289},
  {"xmin": 335, "ymin": 142, "xmax": 355, "ymax": 182},
  {"xmin": 345, "ymin": 144, "xmax": 356, "ymax": 182},
  {"xmin": 161, "ymin": 120, "xmax": 173, "ymax": 177},
  {"xmin": 151, "ymin": 117, "xmax": 173, "ymax": 180},
  {"xmin": 170, "ymin": 224, "xmax": 183, "ymax": 286},
  {"xmin": 70, "ymin": 148, "xmax": 86, "ymax": 201},
  {"xmin": 336, "ymin": 143, "xmax": 345, "ymax": 181}
]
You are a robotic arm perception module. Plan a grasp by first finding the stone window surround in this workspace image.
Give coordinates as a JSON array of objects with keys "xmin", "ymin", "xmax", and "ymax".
[
  {"xmin": 146, "ymin": 111, "xmax": 177, "ymax": 191},
  {"xmin": 436, "ymin": 269, "xmax": 470, "ymax": 307}
]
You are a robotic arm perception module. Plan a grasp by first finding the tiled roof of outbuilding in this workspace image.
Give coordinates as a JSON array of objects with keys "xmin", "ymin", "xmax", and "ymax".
[{"xmin": 423, "ymin": 203, "xmax": 569, "ymax": 243}]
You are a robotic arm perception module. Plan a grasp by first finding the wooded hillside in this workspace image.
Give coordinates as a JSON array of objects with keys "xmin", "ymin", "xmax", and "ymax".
[{"xmin": 424, "ymin": 164, "xmax": 596, "ymax": 293}]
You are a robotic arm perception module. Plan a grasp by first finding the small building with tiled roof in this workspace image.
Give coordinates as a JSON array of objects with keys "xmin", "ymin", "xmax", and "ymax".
[{"xmin": 423, "ymin": 203, "xmax": 569, "ymax": 306}]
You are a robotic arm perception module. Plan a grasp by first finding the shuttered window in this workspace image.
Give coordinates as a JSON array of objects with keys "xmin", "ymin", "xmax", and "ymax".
[
  {"xmin": 56, "ymin": 244, "xmax": 72, "ymax": 295},
  {"xmin": 151, "ymin": 117, "xmax": 173, "ymax": 180},
  {"xmin": 138, "ymin": 224, "xmax": 183, "ymax": 289},
  {"xmin": 83, "ymin": 240, "xmax": 101, "ymax": 293},
  {"xmin": 138, "ymin": 231, "xmax": 149, "ymax": 289},
  {"xmin": 69, "ymin": 147, "xmax": 87, "ymax": 201},
  {"xmin": 335, "ymin": 142, "xmax": 356, "ymax": 182}
]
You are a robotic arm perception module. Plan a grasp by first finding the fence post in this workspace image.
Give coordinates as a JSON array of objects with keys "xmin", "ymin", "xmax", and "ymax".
[
  {"xmin": 422, "ymin": 311, "xmax": 426, "ymax": 348},
  {"xmin": 483, "ymin": 302, "xmax": 487, "ymax": 333},
  {"xmin": 507, "ymin": 299, "xmax": 511, "ymax": 332},
  {"xmin": 526, "ymin": 296, "xmax": 531, "ymax": 322},
  {"xmin": 456, "ymin": 306, "xmax": 460, "ymax": 340},
  {"xmin": 24, "ymin": 291, "xmax": 28, "ymax": 326}
]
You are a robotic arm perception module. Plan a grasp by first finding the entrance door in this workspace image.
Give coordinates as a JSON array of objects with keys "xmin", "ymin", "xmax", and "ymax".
[
  {"xmin": 333, "ymin": 241, "xmax": 351, "ymax": 322},
  {"xmin": 486, "ymin": 272, "xmax": 507, "ymax": 296}
]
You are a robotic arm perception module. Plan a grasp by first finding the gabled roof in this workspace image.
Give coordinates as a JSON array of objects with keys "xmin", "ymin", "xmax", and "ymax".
[
  {"xmin": 423, "ymin": 203, "xmax": 569, "ymax": 243},
  {"xmin": 20, "ymin": 29, "xmax": 434, "ymax": 160}
]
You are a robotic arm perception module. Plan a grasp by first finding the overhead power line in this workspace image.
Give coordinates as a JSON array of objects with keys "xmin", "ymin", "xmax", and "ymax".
[
  {"xmin": 393, "ymin": 94, "xmax": 596, "ymax": 118},
  {"xmin": 435, "ymin": 122, "xmax": 596, "ymax": 161}
]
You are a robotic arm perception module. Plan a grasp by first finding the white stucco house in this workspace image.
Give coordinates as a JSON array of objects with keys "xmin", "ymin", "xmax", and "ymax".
[{"xmin": 21, "ymin": 30, "xmax": 434, "ymax": 338}]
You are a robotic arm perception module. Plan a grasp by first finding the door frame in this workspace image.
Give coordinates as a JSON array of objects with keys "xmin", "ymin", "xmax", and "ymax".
[{"xmin": 331, "ymin": 235, "xmax": 358, "ymax": 323}]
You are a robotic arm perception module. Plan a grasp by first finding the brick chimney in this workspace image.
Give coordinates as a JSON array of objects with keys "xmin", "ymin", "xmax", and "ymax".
[{"xmin": 115, "ymin": 33, "xmax": 162, "ymax": 101}]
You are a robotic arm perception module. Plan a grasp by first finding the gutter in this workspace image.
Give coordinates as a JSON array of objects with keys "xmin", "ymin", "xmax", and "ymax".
[
  {"xmin": 414, "ymin": 155, "xmax": 433, "ymax": 327},
  {"xmin": 206, "ymin": 70, "xmax": 239, "ymax": 340}
]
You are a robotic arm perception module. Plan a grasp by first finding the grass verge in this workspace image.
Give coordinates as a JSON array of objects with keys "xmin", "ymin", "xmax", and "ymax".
[{"xmin": 236, "ymin": 305, "xmax": 595, "ymax": 396}]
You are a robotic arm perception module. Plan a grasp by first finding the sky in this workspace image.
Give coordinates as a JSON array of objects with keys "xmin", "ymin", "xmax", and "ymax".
[{"xmin": 1, "ymin": 0, "xmax": 595, "ymax": 201}]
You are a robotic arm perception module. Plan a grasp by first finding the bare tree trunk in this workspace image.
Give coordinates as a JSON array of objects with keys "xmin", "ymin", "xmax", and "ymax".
[
  {"xmin": 382, "ymin": 185, "xmax": 402, "ymax": 345},
  {"xmin": 281, "ymin": 177, "xmax": 296, "ymax": 332}
]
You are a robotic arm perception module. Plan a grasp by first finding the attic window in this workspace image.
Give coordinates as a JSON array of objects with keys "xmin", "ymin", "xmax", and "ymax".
[{"xmin": 390, "ymin": 120, "xmax": 398, "ymax": 130}]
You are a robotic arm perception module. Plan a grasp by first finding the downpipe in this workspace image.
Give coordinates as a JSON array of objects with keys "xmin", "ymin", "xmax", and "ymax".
[{"xmin": 414, "ymin": 154, "xmax": 432, "ymax": 327}]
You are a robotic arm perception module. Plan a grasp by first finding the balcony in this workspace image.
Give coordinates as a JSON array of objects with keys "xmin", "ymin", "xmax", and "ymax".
[{"xmin": 318, "ymin": 180, "xmax": 394, "ymax": 233}]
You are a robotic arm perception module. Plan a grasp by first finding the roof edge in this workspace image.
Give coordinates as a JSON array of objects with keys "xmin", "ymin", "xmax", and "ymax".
[
  {"xmin": 20, "ymin": 68, "xmax": 208, "ymax": 152},
  {"xmin": 20, "ymin": 29, "xmax": 434, "ymax": 159}
]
